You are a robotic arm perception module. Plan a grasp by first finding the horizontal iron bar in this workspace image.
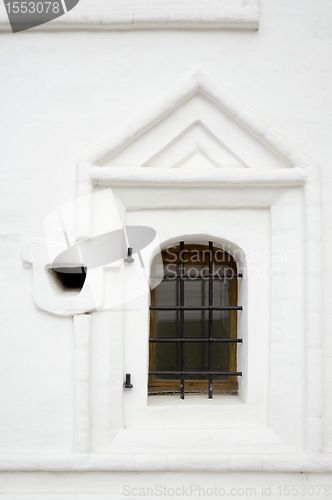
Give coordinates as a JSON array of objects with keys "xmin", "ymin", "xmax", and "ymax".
[
  {"xmin": 150, "ymin": 306, "xmax": 242, "ymax": 311},
  {"xmin": 149, "ymin": 371, "xmax": 242, "ymax": 376},
  {"xmin": 150, "ymin": 274, "xmax": 243, "ymax": 279},
  {"xmin": 150, "ymin": 338, "xmax": 243, "ymax": 343}
]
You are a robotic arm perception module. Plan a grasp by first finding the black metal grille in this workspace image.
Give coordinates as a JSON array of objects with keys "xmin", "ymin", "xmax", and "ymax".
[{"xmin": 149, "ymin": 241, "xmax": 243, "ymax": 399}]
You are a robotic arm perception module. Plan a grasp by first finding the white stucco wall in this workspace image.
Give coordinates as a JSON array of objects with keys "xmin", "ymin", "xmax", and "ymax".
[{"xmin": 0, "ymin": 0, "xmax": 332, "ymax": 497}]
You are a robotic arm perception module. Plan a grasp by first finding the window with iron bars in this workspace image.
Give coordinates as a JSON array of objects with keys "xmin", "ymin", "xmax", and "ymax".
[{"xmin": 149, "ymin": 242, "xmax": 242, "ymax": 399}]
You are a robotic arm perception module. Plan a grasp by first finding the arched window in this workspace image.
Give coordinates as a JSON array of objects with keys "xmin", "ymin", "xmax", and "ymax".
[{"xmin": 149, "ymin": 241, "xmax": 242, "ymax": 399}]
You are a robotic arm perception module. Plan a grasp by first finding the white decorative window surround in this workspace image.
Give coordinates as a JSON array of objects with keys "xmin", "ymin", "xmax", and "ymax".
[
  {"xmin": 19, "ymin": 70, "xmax": 330, "ymax": 474},
  {"xmin": 0, "ymin": 0, "xmax": 259, "ymax": 31}
]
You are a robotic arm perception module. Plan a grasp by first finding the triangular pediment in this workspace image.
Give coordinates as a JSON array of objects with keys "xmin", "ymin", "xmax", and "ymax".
[
  {"xmin": 177, "ymin": 151, "xmax": 216, "ymax": 169},
  {"xmin": 142, "ymin": 122, "xmax": 246, "ymax": 169},
  {"xmin": 100, "ymin": 91, "xmax": 288, "ymax": 169},
  {"xmin": 81, "ymin": 70, "xmax": 316, "ymax": 176}
]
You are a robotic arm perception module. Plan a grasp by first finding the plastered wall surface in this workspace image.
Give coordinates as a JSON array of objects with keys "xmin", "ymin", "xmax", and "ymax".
[
  {"xmin": 0, "ymin": 0, "xmax": 332, "ymax": 497},
  {"xmin": 0, "ymin": 0, "xmax": 260, "ymax": 29}
]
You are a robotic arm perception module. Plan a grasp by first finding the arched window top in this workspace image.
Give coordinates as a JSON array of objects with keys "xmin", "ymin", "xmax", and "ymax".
[
  {"xmin": 155, "ymin": 242, "xmax": 237, "ymax": 267},
  {"xmin": 149, "ymin": 241, "xmax": 242, "ymax": 399}
]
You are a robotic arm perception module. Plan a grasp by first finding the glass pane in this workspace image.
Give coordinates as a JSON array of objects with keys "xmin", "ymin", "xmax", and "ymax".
[
  {"xmin": 162, "ymin": 262, "xmax": 178, "ymax": 280},
  {"xmin": 183, "ymin": 311, "xmax": 229, "ymax": 380},
  {"xmin": 184, "ymin": 309, "xmax": 208, "ymax": 380},
  {"xmin": 213, "ymin": 276, "xmax": 230, "ymax": 339},
  {"xmin": 154, "ymin": 310, "xmax": 179, "ymax": 339},
  {"xmin": 183, "ymin": 309, "xmax": 207, "ymax": 338},
  {"xmin": 154, "ymin": 342, "xmax": 180, "ymax": 378},
  {"xmin": 154, "ymin": 276, "xmax": 179, "ymax": 307},
  {"xmin": 184, "ymin": 341, "xmax": 209, "ymax": 380},
  {"xmin": 212, "ymin": 342, "xmax": 229, "ymax": 380},
  {"xmin": 212, "ymin": 270, "xmax": 231, "ymax": 380},
  {"xmin": 184, "ymin": 264, "xmax": 208, "ymax": 306},
  {"xmin": 153, "ymin": 310, "xmax": 179, "ymax": 380},
  {"xmin": 212, "ymin": 312, "xmax": 230, "ymax": 339}
]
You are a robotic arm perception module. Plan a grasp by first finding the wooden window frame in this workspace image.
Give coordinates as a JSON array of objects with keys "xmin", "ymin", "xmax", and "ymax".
[{"xmin": 149, "ymin": 244, "xmax": 239, "ymax": 396}]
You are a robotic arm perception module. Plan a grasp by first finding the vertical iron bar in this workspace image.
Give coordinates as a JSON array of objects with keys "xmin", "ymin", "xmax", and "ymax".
[
  {"xmin": 180, "ymin": 241, "xmax": 185, "ymax": 399},
  {"xmin": 208, "ymin": 241, "xmax": 213, "ymax": 399}
]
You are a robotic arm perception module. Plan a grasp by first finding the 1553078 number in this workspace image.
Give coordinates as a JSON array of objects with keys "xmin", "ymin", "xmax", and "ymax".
[{"xmin": 5, "ymin": 2, "xmax": 60, "ymax": 14}]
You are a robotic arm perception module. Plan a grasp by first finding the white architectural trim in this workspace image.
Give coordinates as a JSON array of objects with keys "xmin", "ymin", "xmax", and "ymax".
[
  {"xmin": 91, "ymin": 166, "xmax": 306, "ymax": 188},
  {"xmin": 73, "ymin": 314, "xmax": 91, "ymax": 454},
  {"xmin": 75, "ymin": 70, "xmax": 323, "ymax": 467},
  {"xmin": 19, "ymin": 70, "xmax": 324, "ymax": 472},
  {"xmin": 0, "ymin": 0, "xmax": 259, "ymax": 31},
  {"xmin": 0, "ymin": 452, "xmax": 331, "ymax": 472},
  {"xmin": 77, "ymin": 69, "xmax": 320, "ymax": 236},
  {"xmin": 79, "ymin": 70, "xmax": 309, "ymax": 169}
]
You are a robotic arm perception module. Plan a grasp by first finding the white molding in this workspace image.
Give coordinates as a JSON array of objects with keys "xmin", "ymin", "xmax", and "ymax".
[
  {"xmin": 91, "ymin": 166, "xmax": 306, "ymax": 188},
  {"xmin": 0, "ymin": 0, "xmax": 259, "ymax": 31},
  {"xmin": 73, "ymin": 314, "xmax": 91, "ymax": 454},
  {"xmin": 0, "ymin": 452, "xmax": 331, "ymax": 472},
  {"xmin": 79, "ymin": 70, "xmax": 309, "ymax": 169},
  {"xmin": 76, "ymin": 69, "xmax": 319, "ymax": 237},
  {"xmin": 19, "ymin": 70, "xmax": 324, "ymax": 472},
  {"xmin": 74, "ymin": 70, "xmax": 323, "ymax": 467}
]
